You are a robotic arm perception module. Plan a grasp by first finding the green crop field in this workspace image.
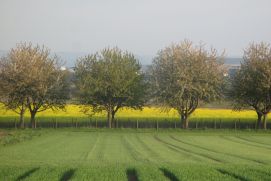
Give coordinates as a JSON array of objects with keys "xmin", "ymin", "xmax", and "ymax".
[{"xmin": 0, "ymin": 129, "xmax": 271, "ymax": 180}]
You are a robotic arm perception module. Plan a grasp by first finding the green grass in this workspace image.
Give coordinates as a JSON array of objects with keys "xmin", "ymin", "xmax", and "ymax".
[
  {"xmin": 0, "ymin": 129, "xmax": 42, "ymax": 145},
  {"xmin": 0, "ymin": 129, "xmax": 271, "ymax": 180}
]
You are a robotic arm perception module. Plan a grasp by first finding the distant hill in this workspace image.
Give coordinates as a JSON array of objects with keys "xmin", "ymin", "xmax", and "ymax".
[
  {"xmin": 138, "ymin": 56, "xmax": 242, "ymax": 66},
  {"xmin": 56, "ymin": 52, "xmax": 88, "ymax": 67},
  {"xmin": 224, "ymin": 57, "xmax": 242, "ymax": 65},
  {"xmin": 0, "ymin": 50, "xmax": 242, "ymax": 68},
  {"xmin": 0, "ymin": 50, "xmax": 6, "ymax": 57},
  {"xmin": 0, "ymin": 50, "xmax": 87, "ymax": 68}
]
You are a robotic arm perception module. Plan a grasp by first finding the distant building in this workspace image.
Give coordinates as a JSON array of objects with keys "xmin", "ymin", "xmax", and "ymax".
[{"xmin": 224, "ymin": 65, "xmax": 240, "ymax": 77}]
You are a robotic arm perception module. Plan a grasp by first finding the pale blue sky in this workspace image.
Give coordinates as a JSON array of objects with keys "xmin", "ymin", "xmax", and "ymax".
[{"xmin": 0, "ymin": 0, "xmax": 271, "ymax": 58}]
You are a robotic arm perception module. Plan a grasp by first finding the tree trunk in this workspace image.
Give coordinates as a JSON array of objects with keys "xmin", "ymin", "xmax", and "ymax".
[
  {"xmin": 181, "ymin": 115, "xmax": 189, "ymax": 129},
  {"xmin": 111, "ymin": 111, "xmax": 115, "ymax": 128},
  {"xmin": 257, "ymin": 112, "xmax": 262, "ymax": 129},
  {"xmin": 263, "ymin": 114, "xmax": 267, "ymax": 130},
  {"xmin": 30, "ymin": 111, "xmax": 37, "ymax": 129},
  {"xmin": 107, "ymin": 109, "xmax": 112, "ymax": 128},
  {"xmin": 19, "ymin": 109, "xmax": 25, "ymax": 129}
]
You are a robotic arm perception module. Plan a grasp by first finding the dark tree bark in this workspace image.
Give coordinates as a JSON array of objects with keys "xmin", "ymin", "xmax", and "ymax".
[
  {"xmin": 257, "ymin": 112, "xmax": 263, "ymax": 129},
  {"xmin": 19, "ymin": 108, "xmax": 26, "ymax": 129},
  {"xmin": 263, "ymin": 114, "xmax": 267, "ymax": 130},
  {"xmin": 106, "ymin": 105, "xmax": 119, "ymax": 128},
  {"xmin": 107, "ymin": 109, "xmax": 112, "ymax": 128},
  {"xmin": 30, "ymin": 111, "xmax": 37, "ymax": 129},
  {"xmin": 178, "ymin": 97, "xmax": 198, "ymax": 129},
  {"xmin": 111, "ymin": 111, "xmax": 116, "ymax": 128},
  {"xmin": 256, "ymin": 112, "xmax": 268, "ymax": 129},
  {"xmin": 181, "ymin": 115, "xmax": 189, "ymax": 129}
]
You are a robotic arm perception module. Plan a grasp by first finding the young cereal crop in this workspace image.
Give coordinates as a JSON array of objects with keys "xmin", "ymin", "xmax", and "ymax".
[{"xmin": 0, "ymin": 129, "xmax": 271, "ymax": 180}]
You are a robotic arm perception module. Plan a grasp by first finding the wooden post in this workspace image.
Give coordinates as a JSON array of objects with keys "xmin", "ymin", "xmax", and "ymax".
[
  {"xmin": 136, "ymin": 120, "xmax": 139, "ymax": 129},
  {"xmin": 76, "ymin": 119, "xmax": 78, "ymax": 128},
  {"xmin": 255, "ymin": 120, "xmax": 257, "ymax": 130},
  {"xmin": 156, "ymin": 120, "xmax": 158, "ymax": 131},
  {"xmin": 219, "ymin": 119, "xmax": 222, "ymax": 129},
  {"xmin": 174, "ymin": 121, "xmax": 176, "ymax": 129},
  {"xmin": 14, "ymin": 118, "xmax": 17, "ymax": 129},
  {"xmin": 71, "ymin": 118, "xmax": 73, "ymax": 128},
  {"xmin": 38, "ymin": 119, "xmax": 40, "ymax": 128},
  {"xmin": 95, "ymin": 119, "xmax": 97, "ymax": 128},
  {"xmin": 196, "ymin": 121, "xmax": 198, "ymax": 129},
  {"xmin": 234, "ymin": 120, "xmax": 236, "ymax": 130},
  {"xmin": 55, "ymin": 119, "xmax": 57, "ymax": 128}
]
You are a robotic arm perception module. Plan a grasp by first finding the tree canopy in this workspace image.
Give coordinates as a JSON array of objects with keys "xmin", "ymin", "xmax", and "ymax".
[
  {"xmin": 150, "ymin": 40, "xmax": 224, "ymax": 128},
  {"xmin": 75, "ymin": 47, "xmax": 147, "ymax": 128},
  {"xmin": 229, "ymin": 42, "xmax": 271, "ymax": 129},
  {"xmin": 0, "ymin": 43, "xmax": 69, "ymax": 128}
]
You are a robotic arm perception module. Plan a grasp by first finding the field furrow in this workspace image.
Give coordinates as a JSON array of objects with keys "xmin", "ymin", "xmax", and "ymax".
[
  {"xmin": 85, "ymin": 133, "xmax": 107, "ymax": 161},
  {"xmin": 121, "ymin": 135, "xmax": 148, "ymax": 162},
  {"xmin": 234, "ymin": 136, "xmax": 271, "ymax": 149},
  {"xmin": 170, "ymin": 135, "xmax": 263, "ymax": 164},
  {"xmin": 135, "ymin": 134, "xmax": 163, "ymax": 162},
  {"xmin": 237, "ymin": 136, "xmax": 271, "ymax": 146},
  {"xmin": 153, "ymin": 135, "xmax": 222, "ymax": 163}
]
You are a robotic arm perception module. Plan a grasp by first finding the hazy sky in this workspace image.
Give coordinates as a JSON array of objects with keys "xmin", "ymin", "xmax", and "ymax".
[{"xmin": 0, "ymin": 0, "xmax": 271, "ymax": 57}]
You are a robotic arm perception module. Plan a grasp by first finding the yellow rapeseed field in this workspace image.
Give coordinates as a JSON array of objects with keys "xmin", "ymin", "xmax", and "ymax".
[{"xmin": 0, "ymin": 104, "xmax": 257, "ymax": 120}]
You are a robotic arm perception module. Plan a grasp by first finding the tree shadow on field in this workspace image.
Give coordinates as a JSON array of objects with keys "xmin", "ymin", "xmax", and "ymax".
[
  {"xmin": 160, "ymin": 168, "xmax": 180, "ymax": 181},
  {"xmin": 216, "ymin": 168, "xmax": 248, "ymax": 181},
  {"xmin": 59, "ymin": 169, "xmax": 76, "ymax": 181},
  {"xmin": 16, "ymin": 167, "xmax": 40, "ymax": 181},
  {"xmin": 126, "ymin": 168, "xmax": 138, "ymax": 181}
]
